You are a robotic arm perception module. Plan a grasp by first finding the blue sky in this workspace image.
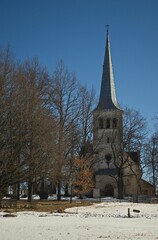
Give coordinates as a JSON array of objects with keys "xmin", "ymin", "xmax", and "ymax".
[{"xmin": 0, "ymin": 0, "xmax": 158, "ymax": 131}]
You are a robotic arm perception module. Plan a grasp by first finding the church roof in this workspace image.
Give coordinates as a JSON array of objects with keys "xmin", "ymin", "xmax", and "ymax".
[{"xmin": 96, "ymin": 30, "xmax": 121, "ymax": 110}]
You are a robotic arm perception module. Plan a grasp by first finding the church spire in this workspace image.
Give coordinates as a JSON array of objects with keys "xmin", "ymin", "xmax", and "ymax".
[{"xmin": 96, "ymin": 29, "xmax": 120, "ymax": 110}]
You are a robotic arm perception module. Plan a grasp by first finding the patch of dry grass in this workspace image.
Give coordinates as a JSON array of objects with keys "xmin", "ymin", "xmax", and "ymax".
[{"xmin": 1, "ymin": 199, "xmax": 94, "ymax": 212}]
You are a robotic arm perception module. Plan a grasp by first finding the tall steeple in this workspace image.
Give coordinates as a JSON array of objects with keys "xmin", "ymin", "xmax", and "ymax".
[
  {"xmin": 96, "ymin": 28, "xmax": 120, "ymax": 110},
  {"xmin": 92, "ymin": 28, "xmax": 123, "ymax": 199}
]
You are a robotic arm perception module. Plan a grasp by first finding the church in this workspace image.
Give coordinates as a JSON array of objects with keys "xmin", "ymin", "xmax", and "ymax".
[{"xmin": 92, "ymin": 29, "xmax": 154, "ymax": 198}]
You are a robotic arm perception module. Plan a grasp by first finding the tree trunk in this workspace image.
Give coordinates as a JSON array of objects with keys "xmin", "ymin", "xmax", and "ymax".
[
  {"xmin": 12, "ymin": 184, "xmax": 17, "ymax": 198},
  {"xmin": 65, "ymin": 183, "xmax": 69, "ymax": 197},
  {"xmin": 70, "ymin": 184, "xmax": 72, "ymax": 203},
  {"xmin": 16, "ymin": 183, "xmax": 20, "ymax": 200},
  {"xmin": 57, "ymin": 182, "xmax": 61, "ymax": 201},
  {"xmin": 152, "ymin": 166, "xmax": 156, "ymax": 196},
  {"xmin": 28, "ymin": 181, "xmax": 32, "ymax": 202},
  {"xmin": 40, "ymin": 178, "xmax": 45, "ymax": 193},
  {"xmin": 117, "ymin": 170, "xmax": 124, "ymax": 199},
  {"xmin": 136, "ymin": 177, "xmax": 142, "ymax": 202},
  {"xmin": 0, "ymin": 191, "xmax": 3, "ymax": 208}
]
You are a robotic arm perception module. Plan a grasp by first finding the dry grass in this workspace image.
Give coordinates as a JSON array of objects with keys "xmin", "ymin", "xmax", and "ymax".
[{"xmin": 1, "ymin": 199, "xmax": 94, "ymax": 212}]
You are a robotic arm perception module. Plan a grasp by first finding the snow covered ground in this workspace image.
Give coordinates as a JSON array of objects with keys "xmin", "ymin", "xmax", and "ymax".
[{"xmin": 0, "ymin": 200, "xmax": 158, "ymax": 240}]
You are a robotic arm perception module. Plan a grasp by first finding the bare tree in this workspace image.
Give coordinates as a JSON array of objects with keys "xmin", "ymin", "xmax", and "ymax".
[
  {"xmin": 0, "ymin": 52, "xmax": 57, "ymax": 205},
  {"xmin": 0, "ymin": 47, "xmax": 20, "ymax": 205},
  {"xmin": 111, "ymin": 107, "xmax": 147, "ymax": 199},
  {"xmin": 78, "ymin": 86, "xmax": 95, "ymax": 153},
  {"xmin": 50, "ymin": 60, "xmax": 81, "ymax": 200},
  {"xmin": 15, "ymin": 60, "xmax": 57, "ymax": 201},
  {"xmin": 144, "ymin": 131, "xmax": 158, "ymax": 195}
]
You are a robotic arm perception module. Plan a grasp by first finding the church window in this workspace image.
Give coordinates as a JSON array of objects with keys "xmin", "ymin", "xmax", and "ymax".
[
  {"xmin": 99, "ymin": 118, "xmax": 104, "ymax": 129},
  {"xmin": 107, "ymin": 137, "xmax": 110, "ymax": 143},
  {"xmin": 105, "ymin": 154, "xmax": 112, "ymax": 168},
  {"xmin": 106, "ymin": 118, "xmax": 110, "ymax": 128},
  {"xmin": 113, "ymin": 118, "xmax": 117, "ymax": 128}
]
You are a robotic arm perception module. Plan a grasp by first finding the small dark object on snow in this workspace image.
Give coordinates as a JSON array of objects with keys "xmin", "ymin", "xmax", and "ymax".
[
  {"xmin": 3, "ymin": 213, "xmax": 17, "ymax": 217},
  {"xmin": 133, "ymin": 209, "xmax": 140, "ymax": 213}
]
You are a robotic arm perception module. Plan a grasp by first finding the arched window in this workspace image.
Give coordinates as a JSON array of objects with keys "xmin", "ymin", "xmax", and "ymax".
[
  {"xmin": 105, "ymin": 154, "xmax": 112, "ymax": 168},
  {"xmin": 99, "ymin": 118, "xmax": 104, "ymax": 129},
  {"xmin": 106, "ymin": 119, "xmax": 110, "ymax": 129},
  {"xmin": 113, "ymin": 118, "xmax": 117, "ymax": 129}
]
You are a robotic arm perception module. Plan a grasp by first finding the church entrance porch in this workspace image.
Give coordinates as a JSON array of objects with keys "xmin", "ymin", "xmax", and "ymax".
[{"xmin": 104, "ymin": 184, "xmax": 114, "ymax": 197}]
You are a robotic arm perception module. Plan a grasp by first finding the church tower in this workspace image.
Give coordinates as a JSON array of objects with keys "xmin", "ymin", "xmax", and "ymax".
[{"xmin": 93, "ymin": 28, "xmax": 123, "ymax": 197}]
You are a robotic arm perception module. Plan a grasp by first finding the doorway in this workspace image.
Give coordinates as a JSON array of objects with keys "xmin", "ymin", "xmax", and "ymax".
[{"xmin": 105, "ymin": 184, "xmax": 114, "ymax": 197}]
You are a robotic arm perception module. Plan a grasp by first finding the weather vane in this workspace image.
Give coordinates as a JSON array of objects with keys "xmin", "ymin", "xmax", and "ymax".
[{"xmin": 106, "ymin": 24, "xmax": 110, "ymax": 33}]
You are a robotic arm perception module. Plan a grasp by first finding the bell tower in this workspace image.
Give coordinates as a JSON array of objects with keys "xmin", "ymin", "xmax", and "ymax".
[{"xmin": 93, "ymin": 28, "xmax": 123, "ymax": 197}]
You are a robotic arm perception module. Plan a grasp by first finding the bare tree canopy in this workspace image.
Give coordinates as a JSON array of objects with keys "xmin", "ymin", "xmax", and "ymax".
[
  {"xmin": 110, "ymin": 107, "xmax": 147, "ymax": 199},
  {"xmin": 0, "ymin": 49, "xmax": 57, "ymax": 203},
  {"xmin": 144, "ymin": 131, "xmax": 158, "ymax": 194},
  {"xmin": 123, "ymin": 107, "xmax": 147, "ymax": 152}
]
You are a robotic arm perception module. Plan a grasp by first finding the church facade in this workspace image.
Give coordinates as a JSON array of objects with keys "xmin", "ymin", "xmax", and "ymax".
[{"xmin": 92, "ymin": 30, "xmax": 154, "ymax": 198}]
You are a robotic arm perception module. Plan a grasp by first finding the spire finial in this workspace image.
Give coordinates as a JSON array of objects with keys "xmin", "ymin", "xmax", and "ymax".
[{"xmin": 106, "ymin": 24, "xmax": 110, "ymax": 34}]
